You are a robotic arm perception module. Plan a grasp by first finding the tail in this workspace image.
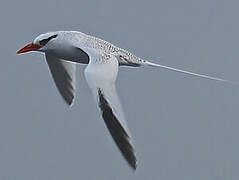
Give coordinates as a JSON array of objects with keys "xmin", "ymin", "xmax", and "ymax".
[{"xmin": 143, "ymin": 61, "xmax": 237, "ymax": 84}]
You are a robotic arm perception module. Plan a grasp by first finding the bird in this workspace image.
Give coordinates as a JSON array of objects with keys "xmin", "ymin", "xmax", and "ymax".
[{"xmin": 17, "ymin": 31, "xmax": 234, "ymax": 170}]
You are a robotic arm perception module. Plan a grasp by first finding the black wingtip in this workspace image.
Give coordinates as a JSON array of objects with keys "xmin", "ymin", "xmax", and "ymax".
[
  {"xmin": 98, "ymin": 89, "xmax": 137, "ymax": 170},
  {"xmin": 62, "ymin": 91, "xmax": 74, "ymax": 107},
  {"xmin": 130, "ymin": 157, "xmax": 137, "ymax": 171},
  {"xmin": 65, "ymin": 100, "xmax": 74, "ymax": 107}
]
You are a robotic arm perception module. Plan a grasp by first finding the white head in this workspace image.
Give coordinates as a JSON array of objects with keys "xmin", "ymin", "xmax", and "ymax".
[
  {"xmin": 17, "ymin": 31, "xmax": 83, "ymax": 53},
  {"xmin": 17, "ymin": 31, "xmax": 89, "ymax": 63},
  {"xmin": 17, "ymin": 31, "xmax": 61, "ymax": 54}
]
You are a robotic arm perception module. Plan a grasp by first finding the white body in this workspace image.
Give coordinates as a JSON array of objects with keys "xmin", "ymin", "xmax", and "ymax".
[{"xmin": 17, "ymin": 30, "xmax": 234, "ymax": 170}]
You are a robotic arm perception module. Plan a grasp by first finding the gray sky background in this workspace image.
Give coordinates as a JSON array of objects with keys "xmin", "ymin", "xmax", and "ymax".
[{"xmin": 1, "ymin": 0, "xmax": 239, "ymax": 179}]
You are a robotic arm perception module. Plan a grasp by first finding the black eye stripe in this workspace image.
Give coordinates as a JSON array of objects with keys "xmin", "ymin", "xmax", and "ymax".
[{"xmin": 39, "ymin": 34, "xmax": 58, "ymax": 46}]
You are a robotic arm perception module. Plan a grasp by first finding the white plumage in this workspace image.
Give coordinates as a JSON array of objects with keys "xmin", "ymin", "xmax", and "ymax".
[{"xmin": 17, "ymin": 30, "xmax": 234, "ymax": 170}]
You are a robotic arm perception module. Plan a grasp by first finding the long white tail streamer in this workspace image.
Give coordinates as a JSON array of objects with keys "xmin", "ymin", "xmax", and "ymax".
[{"xmin": 144, "ymin": 61, "xmax": 237, "ymax": 84}]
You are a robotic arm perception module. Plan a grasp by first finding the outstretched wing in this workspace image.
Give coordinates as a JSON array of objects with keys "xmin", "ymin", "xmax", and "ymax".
[
  {"xmin": 84, "ymin": 54, "xmax": 137, "ymax": 170},
  {"xmin": 45, "ymin": 53, "xmax": 76, "ymax": 106}
]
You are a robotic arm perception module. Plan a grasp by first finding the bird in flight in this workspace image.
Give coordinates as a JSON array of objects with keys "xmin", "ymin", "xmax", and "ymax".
[{"xmin": 17, "ymin": 31, "xmax": 234, "ymax": 170}]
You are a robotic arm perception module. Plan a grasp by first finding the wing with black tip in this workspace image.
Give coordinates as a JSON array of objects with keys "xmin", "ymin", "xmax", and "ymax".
[{"xmin": 45, "ymin": 53, "xmax": 76, "ymax": 106}]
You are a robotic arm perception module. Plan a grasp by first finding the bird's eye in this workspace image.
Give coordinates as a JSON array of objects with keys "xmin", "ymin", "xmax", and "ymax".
[{"xmin": 39, "ymin": 34, "xmax": 58, "ymax": 46}]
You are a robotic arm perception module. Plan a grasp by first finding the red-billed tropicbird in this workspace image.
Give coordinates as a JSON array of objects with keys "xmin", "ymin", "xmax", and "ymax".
[{"xmin": 17, "ymin": 31, "xmax": 234, "ymax": 170}]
